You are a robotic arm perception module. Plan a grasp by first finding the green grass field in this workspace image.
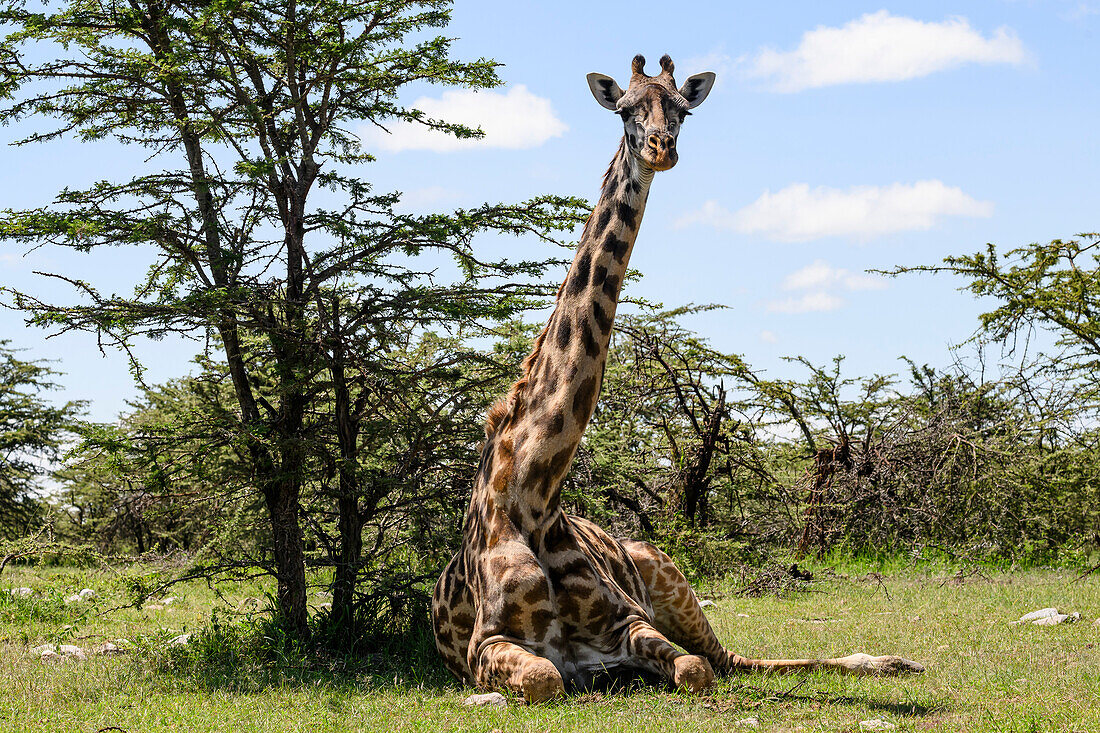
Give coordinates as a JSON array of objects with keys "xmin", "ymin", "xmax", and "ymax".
[{"xmin": 1, "ymin": 562, "xmax": 1097, "ymax": 732}]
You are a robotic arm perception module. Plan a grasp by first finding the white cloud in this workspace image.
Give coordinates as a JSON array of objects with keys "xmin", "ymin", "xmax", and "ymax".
[
  {"xmin": 767, "ymin": 292, "xmax": 844, "ymax": 314},
  {"xmin": 1062, "ymin": 2, "xmax": 1100, "ymax": 21},
  {"xmin": 678, "ymin": 180, "xmax": 993, "ymax": 242},
  {"xmin": 759, "ymin": 329, "xmax": 779, "ymax": 343},
  {"xmin": 782, "ymin": 259, "xmax": 886, "ymax": 292},
  {"xmin": 359, "ymin": 85, "xmax": 567, "ymax": 153},
  {"xmin": 767, "ymin": 259, "xmax": 886, "ymax": 314},
  {"xmin": 746, "ymin": 11, "xmax": 1027, "ymax": 92}
]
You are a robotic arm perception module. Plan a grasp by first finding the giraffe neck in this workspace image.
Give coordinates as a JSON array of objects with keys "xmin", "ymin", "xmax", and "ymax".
[{"xmin": 468, "ymin": 139, "xmax": 654, "ymax": 543}]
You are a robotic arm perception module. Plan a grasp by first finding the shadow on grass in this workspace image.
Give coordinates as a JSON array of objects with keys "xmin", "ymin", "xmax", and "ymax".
[
  {"xmin": 727, "ymin": 680, "xmax": 949, "ymax": 719},
  {"xmin": 150, "ymin": 615, "xmax": 459, "ymax": 695},
  {"xmin": 152, "ymin": 616, "xmax": 948, "ymax": 720}
]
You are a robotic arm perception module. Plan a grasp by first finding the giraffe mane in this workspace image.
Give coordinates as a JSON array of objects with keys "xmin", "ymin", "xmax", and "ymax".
[{"xmin": 484, "ymin": 305, "xmax": 554, "ymax": 438}]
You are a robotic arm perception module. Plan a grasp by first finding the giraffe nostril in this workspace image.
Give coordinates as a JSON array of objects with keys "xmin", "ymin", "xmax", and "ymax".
[{"xmin": 646, "ymin": 134, "xmax": 661, "ymax": 150}]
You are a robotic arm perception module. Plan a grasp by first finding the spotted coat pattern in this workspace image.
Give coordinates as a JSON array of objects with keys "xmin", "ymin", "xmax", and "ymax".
[{"xmin": 432, "ymin": 55, "xmax": 923, "ymax": 703}]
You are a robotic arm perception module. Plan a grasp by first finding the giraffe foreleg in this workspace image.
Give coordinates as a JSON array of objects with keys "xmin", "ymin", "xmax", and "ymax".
[
  {"xmin": 432, "ymin": 552, "xmax": 475, "ymax": 684},
  {"xmin": 472, "ymin": 638, "xmax": 565, "ymax": 702},
  {"xmin": 467, "ymin": 544, "xmax": 566, "ymax": 703},
  {"xmin": 620, "ymin": 539, "xmax": 732, "ymax": 669},
  {"xmin": 621, "ymin": 618, "xmax": 714, "ymax": 692}
]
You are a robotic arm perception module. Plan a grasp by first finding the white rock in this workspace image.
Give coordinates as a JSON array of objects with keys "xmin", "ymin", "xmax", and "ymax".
[
  {"xmin": 59, "ymin": 644, "xmax": 86, "ymax": 660},
  {"xmin": 463, "ymin": 692, "xmax": 507, "ymax": 708},
  {"xmin": 698, "ymin": 599, "xmax": 716, "ymax": 609},
  {"xmin": 736, "ymin": 613, "xmax": 751, "ymax": 618},
  {"xmin": 1011, "ymin": 607, "xmax": 1060, "ymax": 624},
  {"xmin": 1033, "ymin": 612, "xmax": 1080, "ymax": 626},
  {"xmin": 7, "ymin": 587, "xmax": 33, "ymax": 597},
  {"xmin": 168, "ymin": 633, "xmax": 192, "ymax": 646},
  {"xmin": 860, "ymin": 720, "xmax": 897, "ymax": 731},
  {"xmin": 64, "ymin": 588, "xmax": 98, "ymax": 604},
  {"xmin": 90, "ymin": 641, "xmax": 124, "ymax": 656},
  {"xmin": 162, "ymin": 596, "xmax": 177, "ymax": 605},
  {"xmin": 36, "ymin": 643, "xmax": 86, "ymax": 662},
  {"xmin": 735, "ymin": 717, "xmax": 761, "ymax": 728}
]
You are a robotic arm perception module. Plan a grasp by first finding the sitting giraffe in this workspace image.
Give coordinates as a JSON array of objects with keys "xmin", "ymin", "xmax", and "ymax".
[{"xmin": 432, "ymin": 54, "xmax": 924, "ymax": 702}]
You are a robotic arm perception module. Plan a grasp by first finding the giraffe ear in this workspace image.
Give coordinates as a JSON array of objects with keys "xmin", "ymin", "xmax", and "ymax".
[
  {"xmin": 679, "ymin": 72, "xmax": 716, "ymax": 109},
  {"xmin": 587, "ymin": 73, "xmax": 624, "ymax": 111}
]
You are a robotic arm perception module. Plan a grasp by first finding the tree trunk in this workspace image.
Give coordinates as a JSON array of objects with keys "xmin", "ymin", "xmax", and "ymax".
[
  {"xmin": 330, "ymin": 326, "xmax": 362, "ymax": 639},
  {"xmin": 264, "ymin": 474, "xmax": 310, "ymax": 642},
  {"xmin": 682, "ymin": 388, "xmax": 726, "ymax": 527}
]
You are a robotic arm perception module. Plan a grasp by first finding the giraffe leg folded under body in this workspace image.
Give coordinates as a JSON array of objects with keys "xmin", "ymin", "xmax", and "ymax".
[
  {"xmin": 620, "ymin": 538, "xmax": 925, "ymax": 677},
  {"xmin": 474, "ymin": 639, "xmax": 565, "ymax": 702},
  {"xmin": 431, "ymin": 552, "xmax": 476, "ymax": 684},
  {"xmin": 464, "ymin": 542, "xmax": 570, "ymax": 702},
  {"xmin": 621, "ymin": 618, "xmax": 714, "ymax": 692}
]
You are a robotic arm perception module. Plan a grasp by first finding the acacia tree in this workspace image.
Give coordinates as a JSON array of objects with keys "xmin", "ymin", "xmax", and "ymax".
[
  {"xmin": 0, "ymin": 0, "xmax": 583, "ymax": 640},
  {"xmin": 894, "ymin": 234, "xmax": 1100, "ymax": 403},
  {"xmin": 0, "ymin": 342, "xmax": 83, "ymax": 538}
]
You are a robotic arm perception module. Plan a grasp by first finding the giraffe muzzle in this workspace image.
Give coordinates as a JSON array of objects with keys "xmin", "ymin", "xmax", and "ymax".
[{"xmin": 644, "ymin": 133, "xmax": 677, "ymax": 171}]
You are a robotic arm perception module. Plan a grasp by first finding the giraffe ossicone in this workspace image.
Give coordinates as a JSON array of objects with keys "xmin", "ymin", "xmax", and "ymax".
[{"xmin": 432, "ymin": 54, "xmax": 923, "ymax": 703}]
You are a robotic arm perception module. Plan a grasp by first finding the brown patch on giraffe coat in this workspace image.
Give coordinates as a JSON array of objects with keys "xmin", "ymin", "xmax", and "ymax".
[
  {"xmin": 572, "ymin": 375, "xmax": 598, "ymax": 421},
  {"xmin": 542, "ymin": 517, "xmax": 573, "ymax": 554},
  {"xmin": 592, "ymin": 301, "xmax": 612, "ymax": 333},
  {"xmin": 602, "ymin": 232, "xmax": 629, "ymax": 262},
  {"xmin": 569, "ymin": 250, "xmax": 592, "ymax": 294},
  {"xmin": 580, "ymin": 318, "xmax": 600, "ymax": 358},
  {"xmin": 591, "ymin": 264, "xmax": 607, "ymax": 288},
  {"xmin": 529, "ymin": 608, "xmax": 555, "ymax": 640},
  {"xmin": 617, "ymin": 200, "xmax": 637, "ymax": 228},
  {"xmin": 548, "ymin": 445, "xmax": 574, "ymax": 480},
  {"xmin": 523, "ymin": 582, "xmax": 550, "ymax": 605},
  {"xmin": 603, "ymin": 273, "xmax": 621, "ymax": 299},
  {"xmin": 595, "ymin": 207, "xmax": 612, "ymax": 232},
  {"xmin": 556, "ymin": 316, "xmax": 572, "ymax": 350},
  {"xmin": 488, "ymin": 553, "xmax": 510, "ymax": 578},
  {"xmin": 544, "ymin": 412, "xmax": 564, "ymax": 436}
]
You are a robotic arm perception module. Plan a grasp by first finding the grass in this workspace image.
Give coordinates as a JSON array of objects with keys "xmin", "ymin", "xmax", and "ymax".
[{"xmin": 1, "ymin": 561, "xmax": 1098, "ymax": 732}]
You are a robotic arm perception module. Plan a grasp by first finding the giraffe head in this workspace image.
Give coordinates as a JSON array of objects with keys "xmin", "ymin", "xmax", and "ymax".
[{"xmin": 587, "ymin": 54, "xmax": 715, "ymax": 172}]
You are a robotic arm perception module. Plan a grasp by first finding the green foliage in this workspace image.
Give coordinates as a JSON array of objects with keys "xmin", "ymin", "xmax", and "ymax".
[
  {"xmin": 0, "ymin": 586, "xmax": 78, "ymax": 625},
  {"xmin": 0, "ymin": 342, "xmax": 83, "ymax": 537},
  {"xmin": 0, "ymin": 0, "xmax": 587, "ymax": 640}
]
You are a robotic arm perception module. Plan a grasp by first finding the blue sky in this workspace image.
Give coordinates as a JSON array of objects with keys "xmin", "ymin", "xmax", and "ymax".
[{"xmin": 3, "ymin": 1, "xmax": 1099, "ymax": 421}]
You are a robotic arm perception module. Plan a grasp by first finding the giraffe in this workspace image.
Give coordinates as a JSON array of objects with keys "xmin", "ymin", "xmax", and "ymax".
[{"xmin": 432, "ymin": 54, "xmax": 924, "ymax": 703}]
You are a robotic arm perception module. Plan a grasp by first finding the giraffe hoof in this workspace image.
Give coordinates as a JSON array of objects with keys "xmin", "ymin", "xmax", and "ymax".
[
  {"xmin": 520, "ymin": 658, "xmax": 565, "ymax": 703},
  {"xmin": 673, "ymin": 654, "xmax": 715, "ymax": 692},
  {"xmin": 874, "ymin": 656, "xmax": 925, "ymax": 675}
]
